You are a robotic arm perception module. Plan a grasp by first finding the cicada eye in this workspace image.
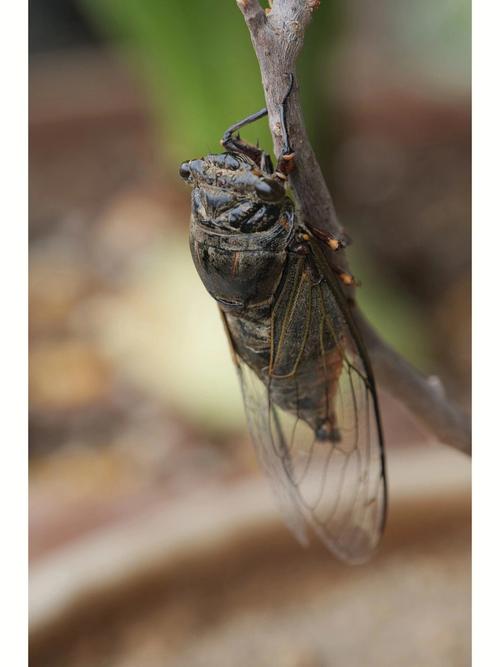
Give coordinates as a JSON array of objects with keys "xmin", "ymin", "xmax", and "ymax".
[
  {"xmin": 255, "ymin": 178, "xmax": 284, "ymax": 203},
  {"xmin": 179, "ymin": 162, "xmax": 191, "ymax": 181}
]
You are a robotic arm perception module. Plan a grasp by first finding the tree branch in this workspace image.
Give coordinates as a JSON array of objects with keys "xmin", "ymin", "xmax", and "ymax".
[
  {"xmin": 237, "ymin": 0, "xmax": 471, "ymax": 456},
  {"xmin": 355, "ymin": 312, "xmax": 471, "ymax": 455}
]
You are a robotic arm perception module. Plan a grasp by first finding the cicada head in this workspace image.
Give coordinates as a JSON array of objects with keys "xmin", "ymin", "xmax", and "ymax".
[{"xmin": 179, "ymin": 151, "xmax": 288, "ymax": 234}]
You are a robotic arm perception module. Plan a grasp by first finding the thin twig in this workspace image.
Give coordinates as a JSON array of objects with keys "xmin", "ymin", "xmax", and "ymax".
[{"xmin": 237, "ymin": 0, "xmax": 471, "ymax": 456}]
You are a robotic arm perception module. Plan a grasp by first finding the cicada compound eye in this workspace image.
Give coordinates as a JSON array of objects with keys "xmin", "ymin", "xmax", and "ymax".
[{"xmin": 179, "ymin": 162, "xmax": 191, "ymax": 181}]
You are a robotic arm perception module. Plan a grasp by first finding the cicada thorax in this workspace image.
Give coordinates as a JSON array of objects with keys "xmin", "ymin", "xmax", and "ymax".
[{"xmin": 189, "ymin": 206, "xmax": 291, "ymax": 310}]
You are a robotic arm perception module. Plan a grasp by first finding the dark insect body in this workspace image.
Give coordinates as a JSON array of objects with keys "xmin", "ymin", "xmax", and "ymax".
[{"xmin": 180, "ymin": 83, "xmax": 387, "ymax": 562}]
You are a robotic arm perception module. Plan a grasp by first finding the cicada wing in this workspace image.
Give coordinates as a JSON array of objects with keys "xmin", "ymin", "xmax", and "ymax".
[
  {"xmin": 237, "ymin": 361, "xmax": 309, "ymax": 546},
  {"xmin": 301, "ymin": 238, "xmax": 387, "ymax": 561},
  {"xmin": 221, "ymin": 242, "xmax": 387, "ymax": 563},
  {"xmin": 267, "ymin": 339, "xmax": 387, "ymax": 563}
]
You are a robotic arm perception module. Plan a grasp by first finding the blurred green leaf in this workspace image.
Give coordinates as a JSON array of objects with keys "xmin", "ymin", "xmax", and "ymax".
[
  {"xmin": 82, "ymin": 0, "xmax": 340, "ymax": 165},
  {"xmin": 83, "ymin": 0, "xmax": 269, "ymax": 162}
]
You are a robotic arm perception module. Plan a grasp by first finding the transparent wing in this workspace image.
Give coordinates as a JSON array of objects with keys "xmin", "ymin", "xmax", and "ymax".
[
  {"xmin": 237, "ymin": 362, "xmax": 309, "ymax": 547},
  {"xmin": 230, "ymin": 247, "xmax": 387, "ymax": 563}
]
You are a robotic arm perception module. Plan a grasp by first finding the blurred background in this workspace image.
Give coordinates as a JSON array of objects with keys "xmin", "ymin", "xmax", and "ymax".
[{"xmin": 29, "ymin": 1, "xmax": 470, "ymax": 666}]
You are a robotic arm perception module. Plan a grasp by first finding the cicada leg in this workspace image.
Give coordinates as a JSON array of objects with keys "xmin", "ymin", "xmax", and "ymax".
[
  {"xmin": 221, "ymin": 73, "xmax": 297, "ymax": 177},
  {"xmin": 221, "ymin": 108, "xmax": 272, "ymax": 171},
  {"xmin": 295, "ymin": 229, "xmax": 358, "ymax": 286},
  {"xmin": 305, "ymin": 225, "xmax": 352, "ymax": 253},
  {"xmin": 275, "ymin": 73, "xmax": 296, "ymax": 176},
  {"xmin": 222, "ymin": 107, "xmax": 268, "ymax": 146},
  {"xmin": 335, "ymin": 269, "xmax": 360, "ymax": 288}
]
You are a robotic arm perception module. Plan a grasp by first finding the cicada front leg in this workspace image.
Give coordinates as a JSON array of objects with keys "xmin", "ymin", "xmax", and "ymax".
[
  {"xmin": 221, "ymin": 107, "xmax": 272, "ymax": 171},
  {"xmin": 221, "ymin": 73, "xmax": 298, "ymax": 179},
  {"xmin": 275, "ymin": 73, "xmax": 296, "ymax": 177}
]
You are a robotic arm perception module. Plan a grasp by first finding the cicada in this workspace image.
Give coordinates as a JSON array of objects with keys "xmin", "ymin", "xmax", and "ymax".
[{"xmin": 179, "ymin": 81, "xmax": 387, "ymax": 563}]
